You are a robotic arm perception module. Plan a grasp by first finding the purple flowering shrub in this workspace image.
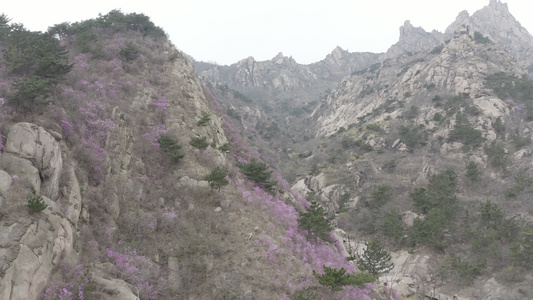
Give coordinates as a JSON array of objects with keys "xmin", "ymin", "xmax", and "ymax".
[
  {"xmin": 106, "ymin": 244, "xmax": 161, "ymax": 299},
  {"xmin": 42, "ymin": 263, "xmax": 94, "ymax": 300}
]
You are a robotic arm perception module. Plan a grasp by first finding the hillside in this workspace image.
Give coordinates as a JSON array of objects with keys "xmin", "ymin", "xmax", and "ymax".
[
  {"xmin": 0, "ymin": 11, "xmax": 383, "ymax": 300},
  {"xmin": 2, "ymin": 1, "xmax": 533, "ymax": 299},
  {"xmin": 196, "ymin": 1, "xmax": 533, "ymax": 299}
]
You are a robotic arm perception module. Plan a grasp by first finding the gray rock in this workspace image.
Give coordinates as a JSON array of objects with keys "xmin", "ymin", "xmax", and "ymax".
[
  {"xmin": 0, "ymin": 170, "xmax": 12, "ymax": 195},
  {"xmin": 0, "ymin": 153, "xmax": 41, "ymax": 193},
  {"xmin": 0, "ymin": 199, "xmax": 75, "ymax": 300},
  {"xmin": 1, "ymin": 123, "xmax": 62, "ymax": 199}
]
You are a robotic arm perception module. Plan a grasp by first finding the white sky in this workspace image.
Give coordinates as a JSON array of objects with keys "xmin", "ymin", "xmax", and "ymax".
[{"xmin": 2, "ymin": 1, "xmax": 532, "ymax": 65}]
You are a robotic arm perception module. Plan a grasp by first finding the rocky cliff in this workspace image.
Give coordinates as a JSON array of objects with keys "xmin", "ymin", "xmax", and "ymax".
[
  {"xmin": 197, "ymin": 48, "xmax": 381, "ymax": 93},
  {"xmin": 387, "ymin": 0, "xmax": 533, "ymax": 73}
]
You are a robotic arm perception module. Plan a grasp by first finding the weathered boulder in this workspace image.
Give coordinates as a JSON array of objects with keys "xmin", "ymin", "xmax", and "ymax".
[
  {"xmin": 0, "ymin": 170, "xmax": 12, "ymax": 195},
  {"xmin": 402, "ymin": 211, "xmax": 419, "ymax": 228},
  {"xmin": 1, "ymin": 123, "xmax": 62, "ymax": 200},
  {"xmin": 0, "ymin": 153, "xmax": 41, "ymax": 193},
  {"xmin": 0, "ymin": 196, "xmax": 75, "ymax": 300},
  {"xmin": 92, "ymin": 270, "xmax": 140, "ymax": 300}
]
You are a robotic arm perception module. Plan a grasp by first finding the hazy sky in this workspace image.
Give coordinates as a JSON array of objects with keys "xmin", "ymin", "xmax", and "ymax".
[{"xmin": 2, "ymin": 1, "xmax": 532, "ymax": 65}]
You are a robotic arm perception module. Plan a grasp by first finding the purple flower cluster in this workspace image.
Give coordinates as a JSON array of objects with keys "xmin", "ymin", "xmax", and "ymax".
[
  {"xmin": 141, "ymin": 123, "xmax": 167, "ymax": 147},
  {"xmin": 106, "ymin": 246, "xmax": 160, "ymax": 299},
  {"xmin": 42, "ymin": 264, "xmax": 92, "ymax": 300},
  {"xmin": 152, "ymin": 97, "xmax": 168, "ymax": 111},
  {"xmin": 60, "ymin": 120, "xmax": 73, "ymax": 137}
]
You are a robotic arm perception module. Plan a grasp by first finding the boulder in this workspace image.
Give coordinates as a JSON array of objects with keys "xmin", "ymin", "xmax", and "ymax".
[
  {"xmin": 1, "ymin": 123, "xmax": 62, "ymax": 200},
  {"xmin": 0, "ymin": 153, "xmax": 41, "ymax": 193},
  {"xmin": 402, "ymin": 211, "xmax": 419, "ymax": 228},
  {"xmin": 291, "ymin": 178, "xmax": 311, "ymax": 198},
  {"xmin": 0, "ymin": 170, "xmax": 12, "ymax": 195},
  {"xmin": 0, "ymin": 197, "xmax": 75, "ymax": 300}
]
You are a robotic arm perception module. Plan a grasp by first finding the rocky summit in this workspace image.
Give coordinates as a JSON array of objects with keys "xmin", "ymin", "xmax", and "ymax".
[{"xmin": 1, "ymin": 1, "xmax": 533, "ymax": 299}]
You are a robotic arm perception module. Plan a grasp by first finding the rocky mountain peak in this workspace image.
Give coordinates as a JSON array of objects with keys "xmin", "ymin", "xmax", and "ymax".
[
  {"xmin": 272, "ymin": 52, "xmax": 297, "ymax": 66},
  {"xmin": 489, "ymin": 0, "xmax": 508, "ymax": 10},
  {"xmin": 385, "ymin": 20, "xmax": 441, "ymax": 59},
  {"xmin": 447, "ymin": 0, "xmax": 533, "ymax": 71}
]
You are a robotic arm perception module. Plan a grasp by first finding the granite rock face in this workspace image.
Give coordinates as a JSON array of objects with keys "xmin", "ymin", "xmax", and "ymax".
[{"xmin": 1, "ymin": 123, "xmax": 62, "ymax": 200}]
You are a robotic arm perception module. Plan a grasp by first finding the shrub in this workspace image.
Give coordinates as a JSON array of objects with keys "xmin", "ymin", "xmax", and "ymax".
[
  {"xmin": 27, "ymin": 192, "xmax": 47, "ymax": 213},
  {"xmin": 157, "ymin": 134, "xmax": 184, "ymax": 162},
  {"xmin": 196, "ymin": 112, "xmax": 211, "ymax": 126},
  {"xmin": 510, "ymin": 130, "xmax": 531, "ymax": 149},
  {"xmin": 505, "ymin": 173, "xmax": 533, "ymax": 198},
  {"xmin": 492, "ymin": 117, "xmax": 505, "ymax": 135},
  {"xmin": 313, "ymin": 266, "xmax": 376, "ymax": 292},
  {"xmin": 119, "ymin": 41, "xmax": 140, "ymax": 61},
  {"xmin": 382, "ymin": 159, "xmax": 396, "ymax": 173},
  {"xmin": 366, "ymin": 185, "xmax": 392, "ymax": 209},
  {"xmin": 474, "ymin": 31, "xmax": 492, "ymax": 44},
  {"xmin": 484, "ymin": 141, "xmax": 507, "ymax": 171},
  {"xmin": 236, "ymin": 159, "xmax": 277, "ymax": 194},
  {"xmin": 189, "ymin": 136, "xmax": 209, "ymax": 150},
  {"xmin": 404, "ymin": 106, "xmax": 419, "ymax": 119},
  {"xmin": 448, "ymin": 113, "xmax": 484, "ymax": 150},
  {"xmin": 382, "ymin": 210, "xmax": 404, "ymax": 244},
  {"xmin": 203, "ymin": 166, "xmax": 229, "ymax": 191},
  {"xmin": 465, "ymin": 161, "xmax": 480, "ymax": 182},
  {"xmin": 446, "ymin": 255, "xmax": 486, "ymax": 283},
  {"xmin": 399, "ymin": 125, "xmax": 427, "ymax": 151},
  {"xmin": 218, "ymin": 143, "xmax": 230, "ymax": 153}
]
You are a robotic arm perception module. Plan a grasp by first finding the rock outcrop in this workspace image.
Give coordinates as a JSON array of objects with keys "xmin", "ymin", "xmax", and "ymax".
[
  {"xmin": 445, "ymin": 0, "xmax": 533, "ymax": 71},
  {"xmin": 385, "ymin": 20, "xmax": 442, "ymax": 59},
  {"xmin": 1, "ymin": 123, "xmax": 62, "ymax": 200},
  {"xmin": 0, "ymin": 123, "xmax": 80, "ymax": 300},
  {"xmin": 196, "ymin": 48, "xmax": 381, "ymax": 92},
  {"xmin": 387, "ymin": 0, "xmax": 533, "ymax": 73}
]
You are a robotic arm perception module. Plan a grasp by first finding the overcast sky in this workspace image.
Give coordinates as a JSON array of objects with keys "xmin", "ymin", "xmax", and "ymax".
[{"xmin": 2, "ymin": 1, "xmax": 532, "ymax": 65}]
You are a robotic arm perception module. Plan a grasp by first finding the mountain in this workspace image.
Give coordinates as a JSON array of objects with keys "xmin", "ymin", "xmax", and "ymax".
[
  {"xmin": 197, "ymin": 1, "xmax": 533, "ymax": 299},
  {"xmin": 196, "ymin": 47, "xmax": 381, "ymax": 92},
  {"xmin": 3, "ymin": 1, "xmax": 533, "ymax": 299},
  {"xmin": 0, "ymin": 11, "xmax": 375, "ymax": 300},
  {"xmin": 387, "ymin": 0, "xmax": 533, "ymax": 73}
]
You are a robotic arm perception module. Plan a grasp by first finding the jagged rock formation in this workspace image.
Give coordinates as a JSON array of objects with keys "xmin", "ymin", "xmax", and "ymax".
[
  {"xmin": 387, "ymin": 0, "xmax": 533, "ymax": 73},
  {"xmin": 445, "ymin": 0, "xmax": 533, "ymax": 71},
  {"xmin": 385, "ymin": 20, "xmax": 443, "ymax": 59},
  {"xmin": 312, "ymin": 33, "xmax": 523, "ymax": 137},
  {"xmin": 197, "ymin": 48, "xmax": 381, "ymax": 92}
]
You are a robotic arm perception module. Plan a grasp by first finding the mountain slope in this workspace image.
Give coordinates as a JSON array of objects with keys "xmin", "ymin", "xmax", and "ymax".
[{"xmin": 0, "ymin": 11, "xmax": 378, "ymax": 300}]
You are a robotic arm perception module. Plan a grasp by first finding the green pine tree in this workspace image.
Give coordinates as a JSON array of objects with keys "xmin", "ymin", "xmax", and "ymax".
[
  {"xmin": 465, "ymin": 161, "xmax": 480, "ymax": 182},
  {"xmin": 158, "ymin": 134, "xmax": 184, "ymax": 163},
  {"xmin": 298, "ymin": 201, "xmax": 334, "ymax": 244},
  {"xmin": 313, "ymin": 266, "xmax": 376, "ymax": 292},
  {"xmin": 189, "ymin": 136, "xmax": 209, "ymax": 150},
  {"xmin": 203, "ymin": 166, "xmax": 229, "ymax": 191},
  {"xmin": 26, "ymin": 193, "xmax": 47, "ymax": 213},
  {"xmin": 357, "ymin": 240, "xmax": 394, "ymax": 276},
  {"xmin": 236, "ymin": 159, "xmax": 277, "ymax": 194}
]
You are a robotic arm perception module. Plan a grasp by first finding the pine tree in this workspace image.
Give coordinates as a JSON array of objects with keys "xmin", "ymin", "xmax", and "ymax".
[
  {"xmin": 158, "ymin": 134, "xmax": 184, "ymax": 163},
  {"xmin": 203, "ymin": 166, "xmax": 229, "ymax": 191},
  {"xmin": 189, "ymin": 136, "xmax": 209, "ymax": 150},
  {"xmin": 313, "ymin": 266, "xmax": 376, "ymax": 292},
  {"xmin": 236, "ymin": 159, "xmax": 276, "ymax": 194},
  {"xmin": 466, "ymin": 161, "xmax": 480, "ymax": 182},
  {"xmin": 26, "ymin": 193, "xmax": 47, "ymax": 213},
  {"xmin": 357, "ymin": 240, "xmax": 394, "ymax": 276},
  {"xmin": 298, "ymin": 201, "xmax": 334, "ymax": 244}
]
